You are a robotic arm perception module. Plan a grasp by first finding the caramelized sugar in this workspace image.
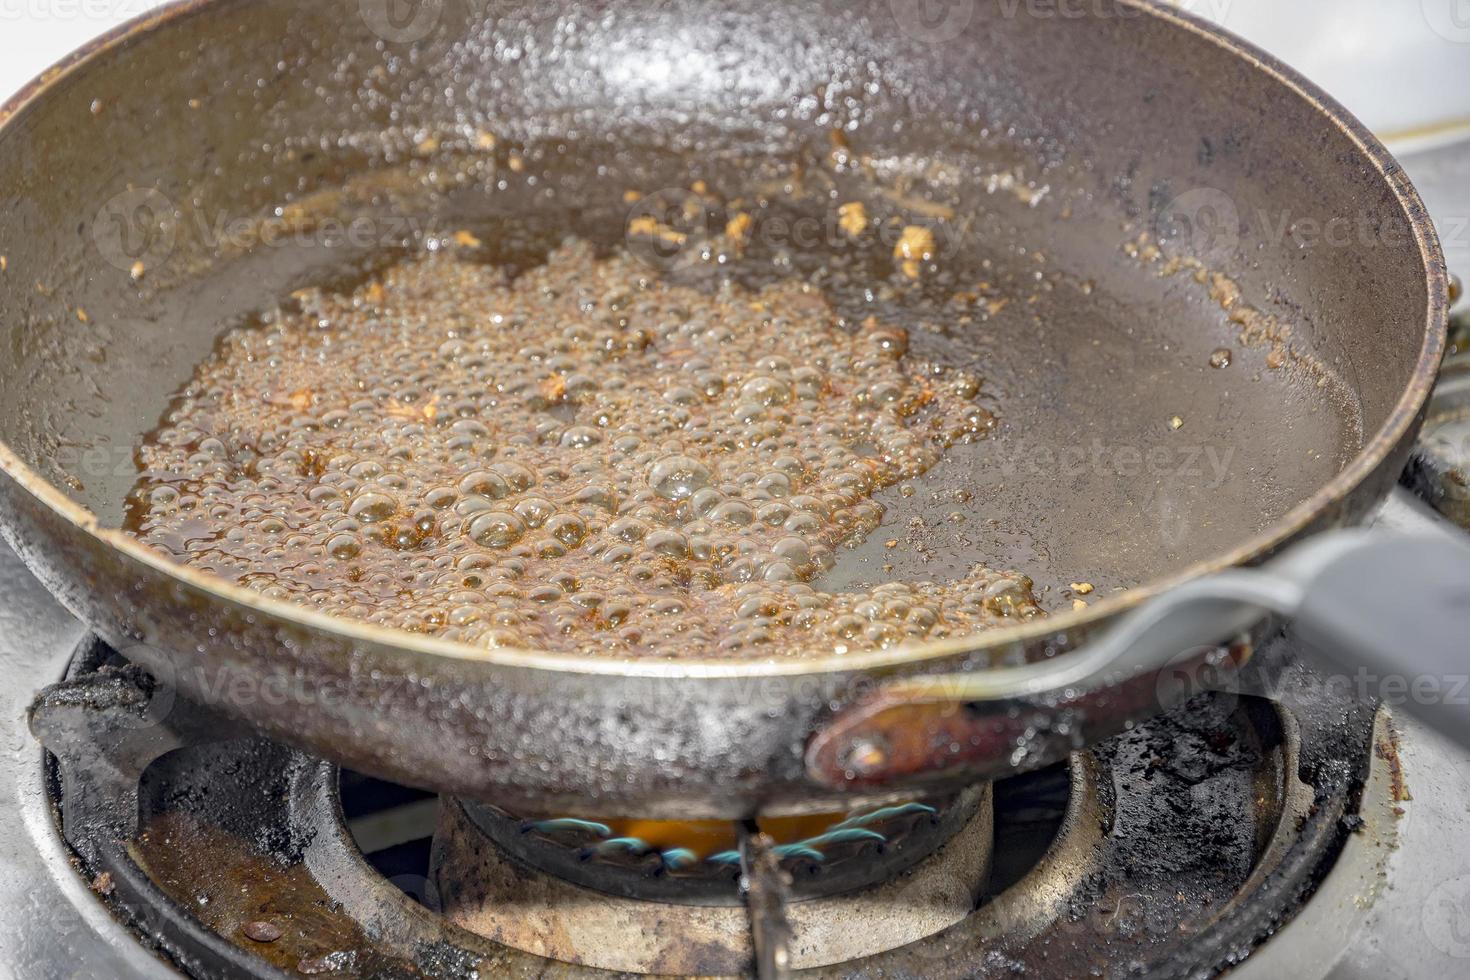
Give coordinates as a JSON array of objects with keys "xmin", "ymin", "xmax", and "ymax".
[{"xmin": 125, "ymin": 242, "xmax": 1041, "ymax": 660}]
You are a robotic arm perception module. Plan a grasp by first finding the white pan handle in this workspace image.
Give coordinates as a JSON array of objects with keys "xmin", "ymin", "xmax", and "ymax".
[{"xmin": 807, "ymin": 528, "xmax": 1470, "ymax": 788}]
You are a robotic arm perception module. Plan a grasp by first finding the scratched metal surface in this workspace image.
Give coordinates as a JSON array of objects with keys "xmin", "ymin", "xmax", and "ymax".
[{"xmin": 0, "ymin": 535, "xmax": 167, "ymax": 978}]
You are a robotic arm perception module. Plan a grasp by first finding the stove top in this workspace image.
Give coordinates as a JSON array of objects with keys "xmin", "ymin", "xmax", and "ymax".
[
  {"xmin": 1, "ymin": 136, "xmax": 1469, "ymax": 980},
  {"xmin": 6, "ymin": 6, "xmax": 1470, "ymax": 979},
  {"xmin": 4, "ymin": 491, "xmax": 1469, "ymax": 980}
]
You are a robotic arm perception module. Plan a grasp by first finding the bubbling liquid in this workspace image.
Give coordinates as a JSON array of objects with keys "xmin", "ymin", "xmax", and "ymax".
[{"xmin": 124, "ymin": 241, "xmax": 1043, "ymax": 660}]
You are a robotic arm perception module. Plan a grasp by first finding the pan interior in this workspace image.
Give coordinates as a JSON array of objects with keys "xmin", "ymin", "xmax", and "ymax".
[{"xmin": 0, "ymin": 0, "xmax": 1431, "ymax": 634}]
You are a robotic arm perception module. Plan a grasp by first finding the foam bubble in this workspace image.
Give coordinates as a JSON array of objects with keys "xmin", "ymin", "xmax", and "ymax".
[{"xmin": 124, "ymin": 242, "xmax": 1041, "ymax": 660}]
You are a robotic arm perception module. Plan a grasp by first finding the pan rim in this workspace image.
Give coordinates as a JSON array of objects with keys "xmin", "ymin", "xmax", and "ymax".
[{"xmin": 0, "ymin": 0, "xmax": 1449, "ymax": 681}]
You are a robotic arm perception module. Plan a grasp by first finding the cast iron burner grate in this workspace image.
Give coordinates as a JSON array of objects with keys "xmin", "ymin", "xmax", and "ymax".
[
  {"xmin": 338, "ymin": 771, "xmax": 440, "ymax": 910},
  {"xmin": 28, "ymin": 632, "xmax": 1383, "ymax": 978}
]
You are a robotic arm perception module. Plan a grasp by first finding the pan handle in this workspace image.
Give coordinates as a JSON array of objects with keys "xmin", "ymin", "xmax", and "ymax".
[{"xmin": 806, "ymin": 530, "xmax": 1470, "ymax": 789}]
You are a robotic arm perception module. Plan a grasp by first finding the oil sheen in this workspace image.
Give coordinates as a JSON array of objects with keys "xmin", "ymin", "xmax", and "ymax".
[{"xmin": 124, "ymin": 241, "xmax": 1042, "ymax": 660}]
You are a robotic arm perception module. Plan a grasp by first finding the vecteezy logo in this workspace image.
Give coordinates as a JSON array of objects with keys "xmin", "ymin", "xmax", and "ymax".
[
  {"xmin": 1154, "ymin": 643, "xmax": 1243, "ymax": 715},
  {"xmin": 1424, "ymin": 875, "xmax": 1470, "ymax": 958},
  {"xmin": 1154, "ymin": 187, "xmax": 1241, "ymax": 265},
  {"xmin": 1422, "ymin": 0, "xmax": 1470, "ymax": 43},
  {"xmin": 1170, "ymin": 0, "xmax": 1236, "ymax": 24},
  {"xmin": 92, "ymin": 187, "xmax": 177, "ymax": 274},
  {"xmin": 360, "ymin": 0, "xmax": 445, "ymax": 43},
  {"xmin": 893, "ymin": 0, "xmax": 976, "ymax": 44},
  {"xmin": 623, "ymin": 187, "xmax": 710, "ymax": 274}
]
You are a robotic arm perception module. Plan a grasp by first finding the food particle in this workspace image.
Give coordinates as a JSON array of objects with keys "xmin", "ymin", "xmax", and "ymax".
[
  {"xmin": 627, "ymin": 216, "xmax": 686, "ymax": 247},
  {"xmin": 838, "ymin": 201, "xmax": 868, "ymax": 237},
  {"xmin": 725, "ymin": 211, "xmax": 753, "ymax": 245},
  {"xmin": 895, "ymin": 225, "xmax": 937, "ymax": 279}
]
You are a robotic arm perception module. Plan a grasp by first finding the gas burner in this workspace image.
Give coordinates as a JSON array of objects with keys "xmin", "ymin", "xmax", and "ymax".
[
  {"xmin": 458, "ymin": 787, "xmax": 987, "ymax": 907},
  {"xmin": 1, "ymin": 486, "xmax": 1464, "ymax": 978},
  {"xmin": 432, "ymin": 787, "xmax": 994, "ymax": 972},
  {"xmin": 16, "ymin": 625, "xmax": 1400, "ymax": 979}
]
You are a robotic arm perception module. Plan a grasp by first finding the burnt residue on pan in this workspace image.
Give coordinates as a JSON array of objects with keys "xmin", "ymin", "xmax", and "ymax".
[
  {"xmin": 0, "ymin": 0, "xmax": 1442, "ymax": 815},
  {"xmin": 114, "ymin": 130, "xmax": 1369, "ymax": 661}
]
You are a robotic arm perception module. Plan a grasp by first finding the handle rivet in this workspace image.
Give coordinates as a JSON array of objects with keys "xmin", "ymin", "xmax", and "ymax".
[{"xmin": 840, "ymin": 735, "xmax": 890, "ymax": 776}]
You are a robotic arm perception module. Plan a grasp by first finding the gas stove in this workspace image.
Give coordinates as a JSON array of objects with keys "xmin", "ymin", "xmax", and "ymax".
[
  {"xmin": 7, "ymin": 5, "xmax": 1470, "ymax": 980},
  {"xmin": 4, "ymin": 487, "xmax": 1469, "ymax": 980}
]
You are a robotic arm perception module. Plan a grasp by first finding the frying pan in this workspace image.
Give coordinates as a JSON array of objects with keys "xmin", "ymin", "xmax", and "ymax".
[{"xmin": 0, "ymin": 0, "xmax": 1448, "ymax": 818}]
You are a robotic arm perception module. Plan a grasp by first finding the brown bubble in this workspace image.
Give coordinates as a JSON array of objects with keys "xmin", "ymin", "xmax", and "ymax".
[
  {"xmin": 467, "ymin": 512, "xmax": 524, "ymax": 548},
  {"xmin": 648, "ymin": 455, "xmax": 712, "ymax": 501},
  {"xmin": 124, "ymin": 242, "xmax": 1039, "ymax": 661},
  {"xmin": 347, "ymin": 491, "xmax": 397, "ymax": 523}
]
